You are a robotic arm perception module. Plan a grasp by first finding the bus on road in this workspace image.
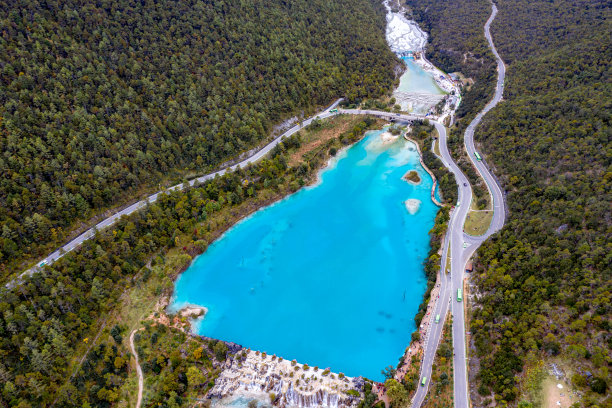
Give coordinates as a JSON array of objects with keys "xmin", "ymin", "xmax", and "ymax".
[
  {"xmin": 329, "ymin": 108, "xmax": 338, "ymax": 113},
  {"xmin": 421, "ymin": 376, "xmax": 427, "ymax": 386},
  {"xmin": 457, "ymin": 288, "xmax": 463, "ymax": 302},
  {"xmin": 474, "ymin": 151, "xmax": 482, "ymax": 161},
  {"xmin": 435, "ymin": 314, "xmax": 440, "ymax": 323}
]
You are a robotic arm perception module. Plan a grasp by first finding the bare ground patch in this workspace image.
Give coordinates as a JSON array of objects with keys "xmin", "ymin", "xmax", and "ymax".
[{"xmin": 288, "ymin": 115, "xmax": 378, "ymax": 166}]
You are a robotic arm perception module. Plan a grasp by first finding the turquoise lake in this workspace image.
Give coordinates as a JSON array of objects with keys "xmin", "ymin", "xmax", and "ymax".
[
  {"xmin": 396, "ymin": 57, "xmax": 445, "ymax": 95},
  {"xmin": 171, "ymin": 129, "xmax": 438, "ymax": 381}
]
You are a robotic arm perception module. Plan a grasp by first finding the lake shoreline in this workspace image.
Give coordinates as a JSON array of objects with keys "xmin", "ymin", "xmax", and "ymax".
[
  {"xmin": 165, "ymin": 3, "xmax": 460, "ymax": 403},
  {"xmin": 170, "ymin": 125, "xmax": 438, "ymax": 382}
]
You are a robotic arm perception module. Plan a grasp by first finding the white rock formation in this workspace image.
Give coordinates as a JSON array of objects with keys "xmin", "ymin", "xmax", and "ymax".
[
  {"xmin": 384, "ymin": 0, "xmax": 427, "ymax": 52},
  {"xmin": 209, "ymin": 350, "xmax": 364, "ymax": 407},
  {"xmin": 405, "ymin": 199, "xmax": 422, "ymax": 215}
]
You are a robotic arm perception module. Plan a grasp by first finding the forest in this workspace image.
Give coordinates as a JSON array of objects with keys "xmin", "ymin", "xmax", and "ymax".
[
  {"xmin": 408, "ymin": 0, "xmax": 611, "ymax": 406},
  {"xmin": 0, "ymin": 0, "xmax": 399, "ymax": 274}
]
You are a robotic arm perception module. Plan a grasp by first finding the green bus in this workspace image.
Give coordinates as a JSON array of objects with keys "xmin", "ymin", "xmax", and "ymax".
[
  {"xmin": 474, "ymin": 151, "xmax": 482, "ymax": 161},
  {"xmin": 435, "ymin": 314, "xmax": 440, "ymax": 323},
  {"xmin": 457, "ymin": 288, "xmax": 463, "ymax": 302},
  {"xmin": 329, "ymin": 108, "xmax": 338, "ymax": 113},
  {"xmin": 421, "ymin": 376, "xmax": 427, "ymax": 386}
]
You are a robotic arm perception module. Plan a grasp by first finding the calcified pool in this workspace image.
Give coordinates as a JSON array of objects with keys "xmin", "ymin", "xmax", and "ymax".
[{"xmin": 170, "ymin": 129, "xmax": 438, "ymax": 381}]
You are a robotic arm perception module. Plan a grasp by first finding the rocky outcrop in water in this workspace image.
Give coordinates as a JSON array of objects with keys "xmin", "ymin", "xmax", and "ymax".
[{"xmin": 209, "ymin": 350, "xmax": 364, "ymax": 407}]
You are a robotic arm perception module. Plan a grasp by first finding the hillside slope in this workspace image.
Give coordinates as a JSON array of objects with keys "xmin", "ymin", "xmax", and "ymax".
[
  {"xmin": 0, "ymin": 0, "xmax": 398, "ymax": 274},
  {"xmin": 406, "ymin": 0, "xmax": 610, "ymax": 406},
  {"xmin": 473, "ymin": 0, "xmax": 611, "ymax": 405}
]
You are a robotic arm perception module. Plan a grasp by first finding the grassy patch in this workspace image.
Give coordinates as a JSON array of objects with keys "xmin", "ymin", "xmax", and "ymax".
[
  {"xmin": 433, "ymin": 138, "xmax": 441, "ymax": 157},
  {"xmin": 464, "ymin": 210, "xmax": 493, "ymax": 236},
  {"xmin": 515, "ymin": 358, "xmax": 580, "ymax": 408},
  {"xmin": 423, "ymin": 315, "xmax": 453, "ymax": 408}
]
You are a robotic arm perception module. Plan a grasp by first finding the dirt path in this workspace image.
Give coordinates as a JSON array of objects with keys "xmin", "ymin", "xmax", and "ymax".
[{"xmin": 130, "ymin": 329, "xmax": 144, "ymax": 408}]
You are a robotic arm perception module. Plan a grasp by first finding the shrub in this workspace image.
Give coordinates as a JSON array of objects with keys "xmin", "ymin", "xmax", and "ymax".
[
  {"xmin": 591, "ymin": 377, "xmax": 607, "ymax": 394},
  {"xmin": 213, "ymin": 342, "xmax": 229, "ymax": 361}
]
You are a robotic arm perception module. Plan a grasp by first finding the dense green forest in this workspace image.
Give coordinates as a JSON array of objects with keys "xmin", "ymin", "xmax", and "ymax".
[
  {"xmin": 407, "ymin": 0, "xmax": 611, "ymax": 406},
  {"xmin": 0, "ymin": 0, "xmax": 399, "ymax": 274}
]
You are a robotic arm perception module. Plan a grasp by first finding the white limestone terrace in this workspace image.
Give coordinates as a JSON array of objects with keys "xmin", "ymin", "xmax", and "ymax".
[
  {"xmin": 384, "ymin": 0, "xmax": 461, "ymax": 122},
  {"xmin": 210, "ymin": 350, "xmax": 364, "ymax": 407},
  {"xmin": 383, "ymin": 0, "xmax": 427, "ymax": 52}
]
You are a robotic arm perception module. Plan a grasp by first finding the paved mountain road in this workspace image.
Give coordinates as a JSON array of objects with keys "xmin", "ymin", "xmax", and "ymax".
[{"xmin": 449, "ymin": 2, "xmax": 507, "ymax": 407}]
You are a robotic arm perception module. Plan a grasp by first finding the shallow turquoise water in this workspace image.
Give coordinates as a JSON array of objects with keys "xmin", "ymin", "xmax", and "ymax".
[
  {"xmin": 396, "ymin": 57, "xmax": 446, "ymax": 95},
  {"xmin": 171, "ymin": 130, "xmax": 438, "ymax": 381}
]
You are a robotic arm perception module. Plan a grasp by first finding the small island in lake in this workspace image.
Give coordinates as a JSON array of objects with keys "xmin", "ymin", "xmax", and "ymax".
[{"xmin": 403, "ymin": 169, "xmax": 421, "ymax": 184}]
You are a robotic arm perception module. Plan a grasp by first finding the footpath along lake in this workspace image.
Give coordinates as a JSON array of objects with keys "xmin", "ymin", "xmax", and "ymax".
[{"xmin": 171, "ymin": 129, "xmax": 439, "ymax": 380}]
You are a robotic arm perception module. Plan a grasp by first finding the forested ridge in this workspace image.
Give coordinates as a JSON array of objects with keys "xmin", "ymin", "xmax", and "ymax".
[
  {"xmin": 0, "ymin": 0, "xmax": 399, "ymax": 274},
  {"xmin": 406, "ymin": 0, "xmax": 611, "ymax": 406}
]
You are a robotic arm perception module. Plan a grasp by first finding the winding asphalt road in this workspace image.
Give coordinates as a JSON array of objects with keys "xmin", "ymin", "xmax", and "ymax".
[
  {"xmin": 450, "ymin": 3, "xmax": 506, "ymax": 407},
  {"xmin": 12, "ymin": 100, "xmax": 343, "ymax": 286},
  {"xmin": 440, "ymin": 2, "xmax": 507, "ymax": 407}
]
